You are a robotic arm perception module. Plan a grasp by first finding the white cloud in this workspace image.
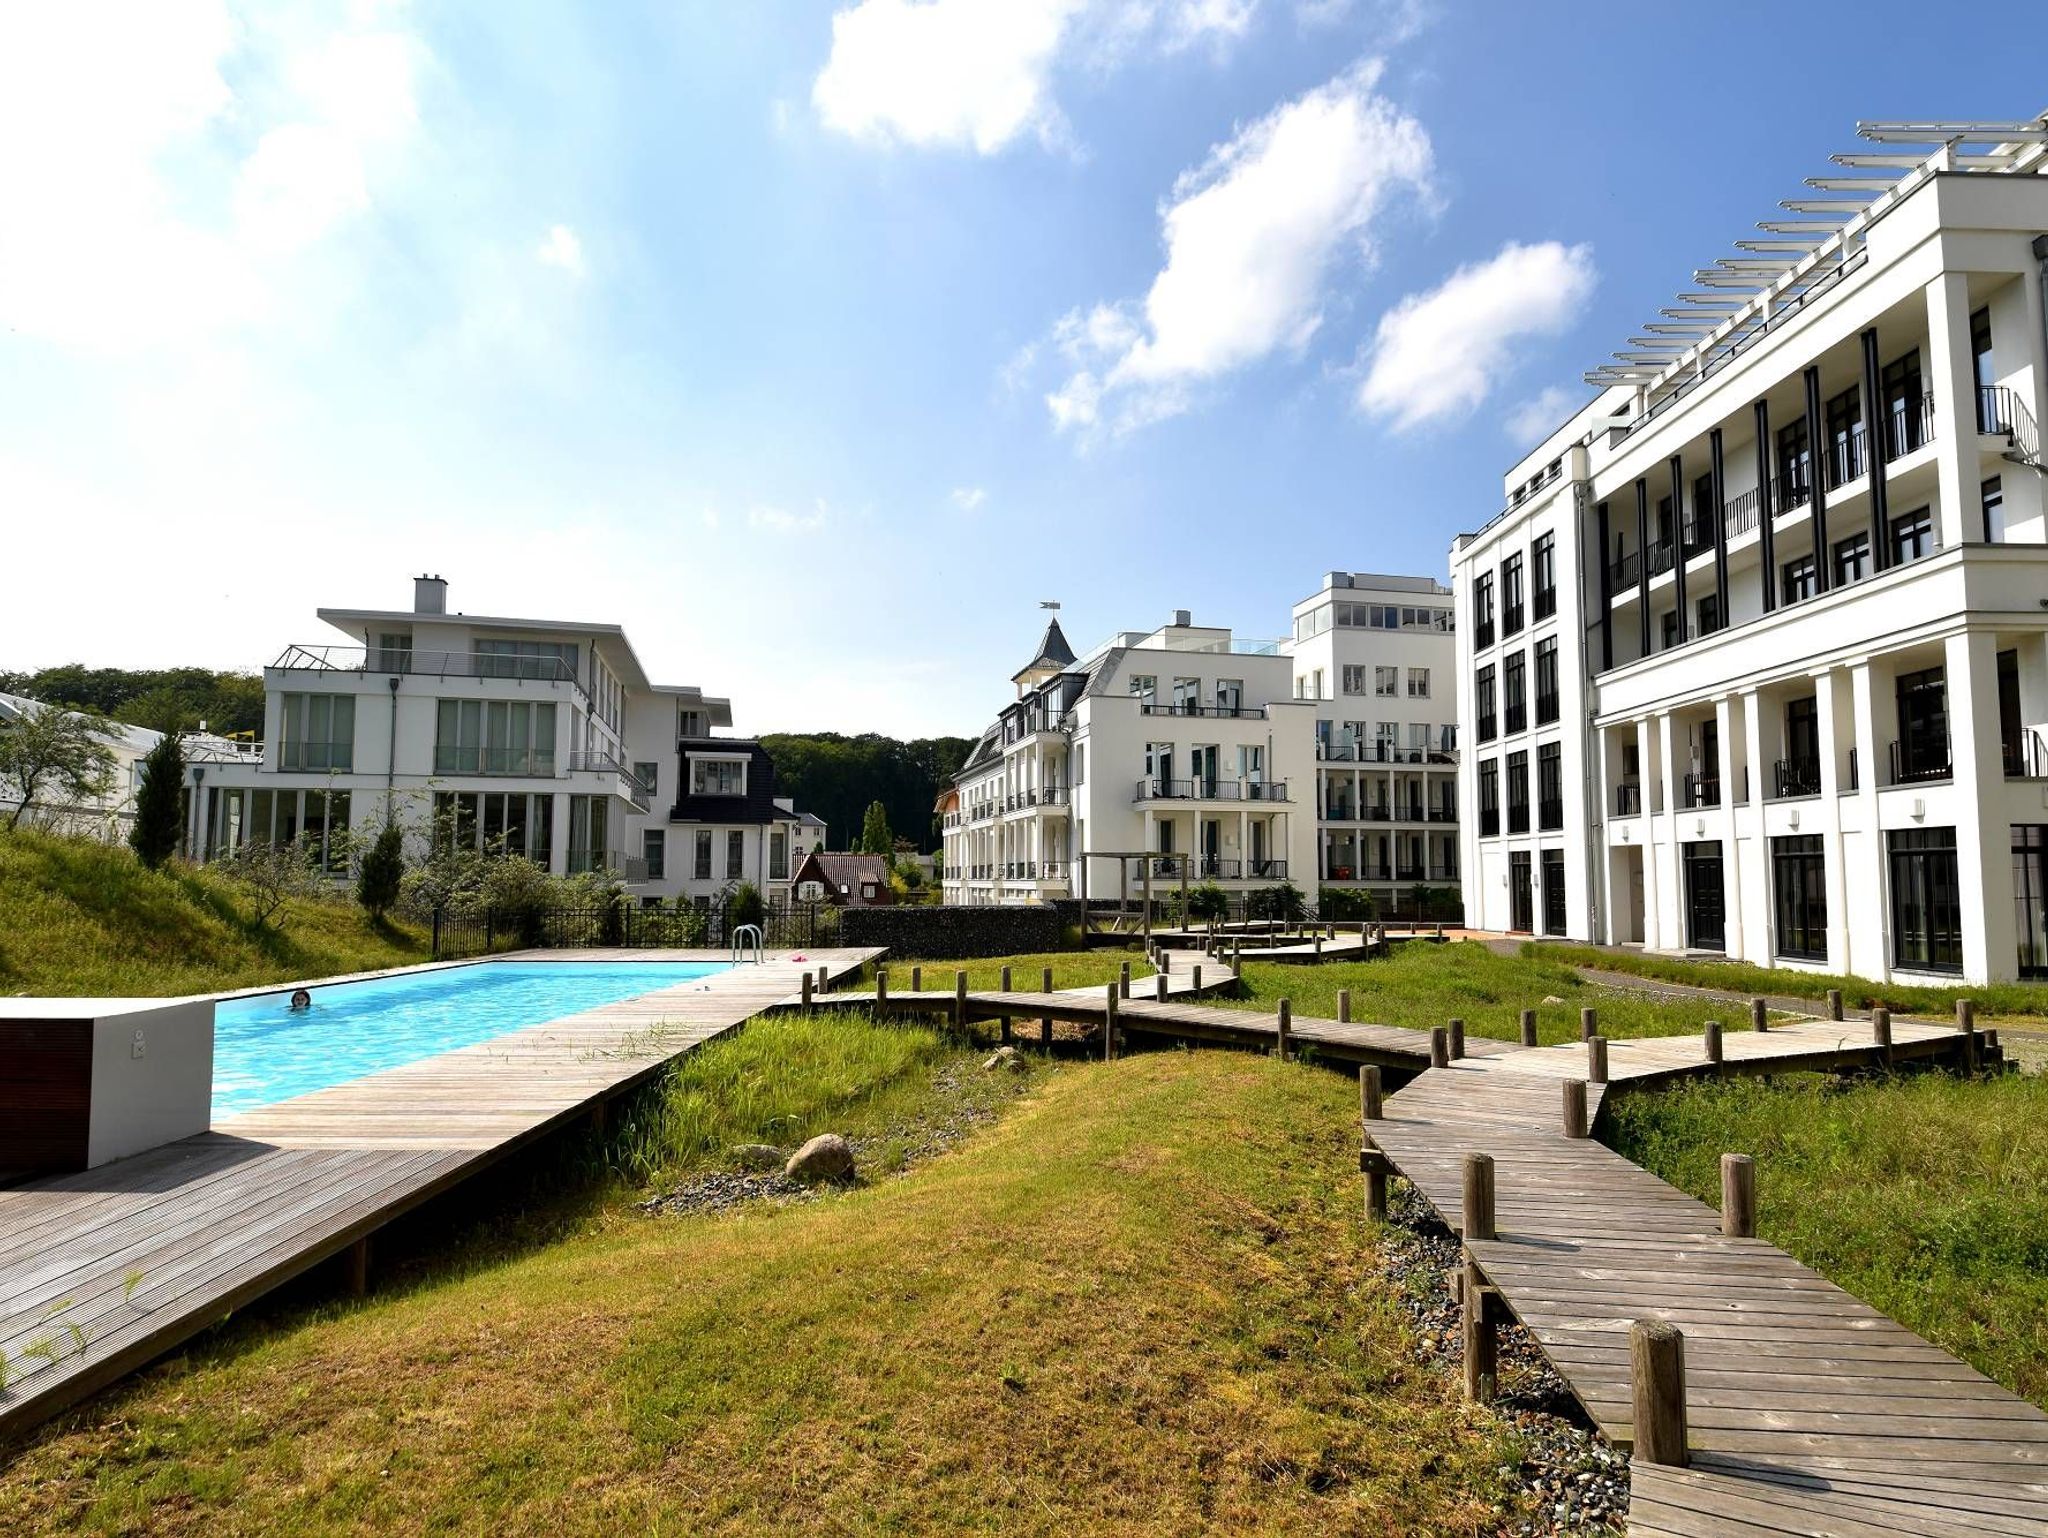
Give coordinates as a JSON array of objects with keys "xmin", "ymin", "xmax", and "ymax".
[
  {"xmin": 810, "ymin": 0, "xmax": 1259, "ymax": 155},
  {"xmin": 748, "ymin": 500, "xmax": 831, "ymax": 535},
  {"xmin": 812, "ymin": 0, "xmax": 1082, "ymax": 154},
  {"xmin": 1505, "ymin": 384, "xmax": 1580, "ymax": 447},
  {"xmin": 536, "ymin": 224, "xmax": 586, "ymax": 278},
  {"xmin": 1357, "ymin": 240, "xmax": 1596, "ymax": 431},
  {"xmin": 1044, "ymin": 59, "xmax": 1432, "ymax": 436},
  {"xmin": 950, "ymin": 485, "xmax": 988, "ymax": 512}
]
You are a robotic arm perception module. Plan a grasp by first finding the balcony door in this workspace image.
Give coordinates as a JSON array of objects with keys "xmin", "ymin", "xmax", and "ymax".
[
  {"xmin": 1895, "ymin": 667, "xmax": 1949, "ymax": 782},
  {"xmin": 1683, "ymin": 841, "xmax": 1725, "ymax": 952},
  {"xmin": 1509, "ymin": 852, "xmax": 1533, "ymax": 933},
  {"xmin": 1146, "ymin": 742, "xmax": 1174, "ymax": 796},
  {"xmin": 2014, "ymin": 826, "xmax": 2048, "ymax": 979},
  {"xmin": 1237, "ymin": 744, "xmax": 1263, "ymax": 786},
  {"xmin": 1190, "ymin": 744, "xmax": 1219, "ymax": 796}
]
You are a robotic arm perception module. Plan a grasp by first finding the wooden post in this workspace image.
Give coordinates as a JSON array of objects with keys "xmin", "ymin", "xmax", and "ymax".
[
  {"xmin": 954, "ymin": 970, "xmax": 967, "ymax": 1028},
  {"xmin": 1119, "ymin": 960, "xmax": 1131, "ymax": 1000},
  {"xmin": 1463, "ymin": 1255, "xmax": 1497, "ymax": 1402},
  {"xmin": 999, "ymin": 965, "xmax": 1013, "ymax": 1044},
  {"xmin": 1338, "ymin": 988, "xmax": 1351, "ymax": 1023},
  {"xmin": 1587, "ymin": 1034, "xmax": 1609, "ymax": 1084},
  {"xmin": 1721, "ymin": 1153, "xmax": 1756, "ymax": 1239},
  {"xmin": 1957, "ymin": 999, "xmax": 1979, "ymax": 1073},
  {"xmin": 1519, "ymin": 1008, "xmax": 1538, "ymax": 1048},
  {"xmin": 1041, "ymin": 965, "xmax": 1054, "ymax": 1049},
  {"xmin": 1750, "ymin": 996, "xmax": 1768, "ymax": 1033},
  {"xmin": 1154, "ymin": 971, "xmax": 1168, "ymax": 1002},
  {"xmin": 345, "ymin": 1236, "xmax": 371, "ymax": 1299},
  {"xmin": 876, "ymin": 966, "xmax": 889, "ymax": 1004},
  {"xmin": 1448, "ymin": 1017, "xmax": 1466, "ymax": 1060},
  {"xmin": 1360, "ymin": 1068, "xmax": 1387, "ymax": 1222},
  {"xmin": 1360, "ymin": 1064, "xmax": 1383, "ymax": 1121},
  {"xmin": 1562, "ymin": 1078, "xmax": 1588, "ymax": 1138},
  {"xmin": 1826, "ymin": 988, "xmax": 1844, "ymax": 1022},
  {"xmin": 1276, "ymin": 999, "xmax": 1291, "ymax": 1062},
  {"xmin": 1314, "ymin": 930, "xmax": 1323, "ymax": 958},
  {"xmin": 1580, "ymin": 1006, "xmax": 1598, "ymax": 1041},
  {"xmin": 1872, "ymin": 1005, "xmax": 1892, "ymax": 1064},
  {"xmin": 1703, "ymin": 1019, "xmax": 1723, "ymax": 1066},
  {"xmin": 1630, "ymin": 1321, "xmax": 1690, "ymax": 1467},
  {"xmin": 1430, "ymin": 1026, "xmax": 1449, "ymax": 1069},
  {"xmin": 1192, "ymin": 963, "xmax": 1203, "ymax": 992},
  {"xmin": 911, "ymin": 965, "xmax": 922, "ymax": 993},
  {"xmin": 1104, "ymin": 984, "xmax": 1118, "ymax": 1061},
  {"xmin": 1461, "ymin": 1152, "xmax": 1496, "ymax": 1241},
  {"xmin": 801, "ymin": 972, "xmax": 814, "ymax": 1008}
]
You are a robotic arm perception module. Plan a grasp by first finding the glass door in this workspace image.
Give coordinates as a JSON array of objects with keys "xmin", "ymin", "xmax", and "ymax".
[
  {"xmin": 1509, "ymin": 852, "xmax": 1533, "ymax": 933},
  {"xmin": 2015, "ymin": 826, "xmax": 2048, "ymax": 978},
  {"xmin": 1683, "ymin": 841, "xmax": 1725, "ymax": 952}
]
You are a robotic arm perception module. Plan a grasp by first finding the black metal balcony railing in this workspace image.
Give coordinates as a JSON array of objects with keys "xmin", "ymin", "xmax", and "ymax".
[
  {"xmin": 1614, "ymin": 782, "xmax": 1641, "ymax": 816},
  {"xmin": 2006, "ymin": 731, "xmax": 2046, "ymax": 779},
  {"xmin": 1140, "ymin": 702, "xmax": 1268, "ymax": 719},
  {"xmin": 1428, "ymin": 806, "xmax": 1458, "ymax": 823},
  {"xmin": 1890, "ymin": 738, "xmax": 1952, "ymax": 786},
  {"xmin": 1475, "ymin": 620, "xmax": 1495, "ymax": 649},
  {"xmin": 1502, "ymin": 601, "xmax": 1525, "ymax": 635},
  {"xmin": 1504, "ymin": 704, "xmax": 1527, "ymax": 734},
  {"xmin": 1362, "ymin": 805, "xmax": 1391, "ymax": 822},
  {"xmin": 1535, "ymin": 692, "xmax": 1559, "ymax": 725},
  {"xmin": 1477, "ymin": 714, "xmax": 1497, "ymax": 742},
  {"xmin": 1538, "ymin": 798, "xmax": 1564, "ymax": 831},
  {"xmin": 1132, "ymin": 778, "xmax": 1288, "ymax": 803},
  {"xmin": 1682, "ymin": 772, "xmax": 1720, "ymax": 810},
  {"xmin": 434, "ymin": 745, "xmax": 557, "ymax": 777},
  {"xmin": 1428, "ymin": 864, "xmax": 1460, "ymax": 882},
  {"xmin": 1507, "ymin": 804, "xmax": 1530, "ymax": 835},
  {"xmin": 1480, "ymin": 809, "xmax": 1501, "ymax": 836},
  {"xmin": 1773, "ymin": 757, "xmax": 1821, "ymax": 799},
  {"xmin": 1533, "ymin": 584, "xmax": 1557, "ymax": 621},
  {"xmin": 1395, "ymin": 863, "xmax": 1424, "ymax": 882}
]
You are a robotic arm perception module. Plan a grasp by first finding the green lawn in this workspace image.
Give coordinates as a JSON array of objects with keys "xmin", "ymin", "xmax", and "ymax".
[
  {"xmin": 1608, "ymin": 1071, "xmax": 2048, "ymax": 1408},
  {"xmin": 0, "ymin": 828, "xmax": 429, "ymax": 996},
  {"xmin": 1224, "ymin": 940, "xmax": 1756, "ymax": 1044},
  {"xmin": 0, "ymin": 1035, "xmax": 1523, "ymax": 1536},
  {"xmin": 1534, "ymin": 942, "xmax": 2048, "ymax": 1024}
]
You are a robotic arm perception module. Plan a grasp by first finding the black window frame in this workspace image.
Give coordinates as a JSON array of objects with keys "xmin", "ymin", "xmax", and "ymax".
[
  {"xmin": 1532, "ymin": 533, "xmax": 1557, "ymax": 620},
  {"xmin": 1534, "ymin": 637, "xmax": 1559, "ymax": 725},
  {"xmin": 1506, "ymin": 749, "xmax": 1530, "ymax": 834},
  {"xmin": 1509, "ymin": 850, "xmax": 1534, "ymax": 933},
  {"xmin": 1473, "ymin": 572, "xmax": 1495, "ymax": 648},
  {"xmin": 1503, "ymin": 650, "xmax": 1527, "ymax": 735},
  {"xmin": 1537, "ymin": 741, "xmax": 1563, "ymax": 830},
  {"xmin": 1478, "ymin": 758, "xmax": 1500, "ymax": 837},
  {"xmin": 1983, "ymin": 476, "xmax": 2005, "ymax": 543},
  {"xmin": 1501, "ymin": 553, "xmax": 1526, "ymax": 635},
  {"xmin": 1832, "ymin": 530, "xmax": 1871, "ymax": 586},
  {"xmin": 1971, "ymin": 307, "xmax": 1994, "ymax": 431},
  {"xmin": 1824, "ymin": 381, "xmax": 1864, "ymax": 488},
  {"xmin": 1888, "ymin": 826, "xmax": 1962, "ymax": 974},
  {"xmin": 1771, "ymin": 834, "xmax": 1827, "ymax": 962},
  {"xmin": 1781, "ymin": 555, "xmax": 1816, "ymax": 605},
  {"xmin": 1475, "ymin": 664, "xmax": 1497, "ymax": 742},
  {"xmin": 1541, "ymin": 849, "xmax": 1567, "ymax": 936},
  {"xmin": 1894, "ymin": 666, "xmax": 1950, "ymax": 784},
  {"xmin": 1891, "ymin": 506, "xmax": 1934, "ymax": 565},
  {"xmin": 1776, "ymin": 418, "xmax": 1812, "ymax": 508}
]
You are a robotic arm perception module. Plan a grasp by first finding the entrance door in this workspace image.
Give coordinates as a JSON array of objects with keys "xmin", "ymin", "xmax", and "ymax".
[
  {"xmin": 1683, "ymin": 841, "xmax": 1725, "ymax": 952},
  {"xmin": 1509, "ymin": 851, "xmax": 1533, "ymax": 933},
  {"xmin": 2015, "ymin": 825, "xmax": 2048, "ymax": 978},
  {"xmin": 1541, "ymin": 851, "xmax": 1567, "ymax": 936}
]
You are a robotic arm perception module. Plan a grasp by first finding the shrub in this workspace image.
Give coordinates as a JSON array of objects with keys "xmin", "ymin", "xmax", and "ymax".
[
  {"xmin": 726, "ymin": 880, "xmax": 766, "ymax": 930},
  {"xmin": 1246, "ymin": 881, "xmax": 1308, "ymax": 922},
  {"xmin": 1319, "ymin": 886, "xmax": 1376, "ymax": 921},
  {"xmin": 356, "ymin": 822, "xmax": 405, "ymax": 919},
  {"xmin": 128, "ymin": 734, "xmax": 185, "ymax": 870}
]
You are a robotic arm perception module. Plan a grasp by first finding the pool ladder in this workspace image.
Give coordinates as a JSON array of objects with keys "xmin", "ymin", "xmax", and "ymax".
[{"xmin": 731, "ymin": 924, "xmax": 764, "ymax": 965}]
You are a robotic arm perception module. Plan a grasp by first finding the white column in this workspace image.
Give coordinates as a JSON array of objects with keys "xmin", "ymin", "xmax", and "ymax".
[
  {"xmin": 1814, "ymin": 668, "xmax": 1852, "ymax": 971},
  {"xmin": 1924, "ymin": 271, "xmax": 1980, "ymax": 551},
  {"xmin": 1949, "ymin": 629, "xmax": 2016, "ymax": 982},
  {"xmin": 1636, "ymin": 716, "xmax": 1660, "ymax": 947},
  {"xmin": 1653, "ymin": 712, "xmax": 1679, "ymax": 948},
  {"xmin": 1714, "ymin": 693, "xmax": 1742, "ymax": 959},
  {"xmin": 1736, "ymin": 689, "xmax": 1769, "ymax": 963},
  {"xmin": 1845, "ymin": 661, "xmax": 1887, "ymax": 978}
]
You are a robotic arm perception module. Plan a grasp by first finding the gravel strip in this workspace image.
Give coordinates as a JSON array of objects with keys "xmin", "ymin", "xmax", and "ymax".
[{"xmin": 1379, "ymin": 1184, "xmax": 1629, "ymax": 1536}]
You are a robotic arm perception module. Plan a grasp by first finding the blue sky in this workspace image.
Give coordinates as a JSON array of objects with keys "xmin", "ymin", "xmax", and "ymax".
[{"xmin": 2, "ymin": 2, "xmax": 2041, "ymax": 736}]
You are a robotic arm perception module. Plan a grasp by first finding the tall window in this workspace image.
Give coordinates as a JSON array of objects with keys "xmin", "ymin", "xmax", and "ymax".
[
  {"xmin": 694, "ymin": 829, "xmax": 713, "ymax": 879},
  {"xmin": 278, "ymin": 693, "xmax": 355, "ymax": 772},
  {"xmin": 1474, "ymin": 573, "xmax": 1495, "ymax": 648},
  {"xmin": 1509, "ymin": 851, "xmax": 1533, "ymax": 932},
  {"xmin": 1501, "ymin": 554, "xmax": 1526, "ymax": 635},
  {"xmin": 1503, "ymin": 651, "xmax": 1527, "ymax": 734},
  {"xmin": 1971, "ymin": 307, "xmax": 1995, "ymax": 431},
  {"xmin": 1506, "ymin": 750, "xmax": 1529, "ymax": 834},
  {"xmin": 1889, "ymin": 827, "xmax": 1961, "ymax": 973},
  {"xmin": 475, "ymin": 638, "xmax": 578, "ymax": 681},
  {"xmin": 1478, "ymin": 759, "xmax": 1499, "ymax": 836},
  {"xmin": 643, "ymin": 830, "xmax": 666, "ymax": 881},
  {"xmin": 1532, "ymin": 533, "xmax": 1557, "ymax": 620},
  {"xmin": 1475, "ymin": 665, "xmax": 1497, "ymax": 742},
  {"xmin": 1373, "ymin": 665, "xmax": 1398, "ymax": 696},
  {"xmin": 727, "ymin": 829, "xmax": 745, "ymax": 878},
  {"xmin": 1537, "ymin": 742, "xmax": 1563, "ymax": 830},
  {"xmin": 1779, "ymin": 697, "xmax": 1820, "ymax": 797},
  {"xmin": 1343, "ymin": 664, "xmax": 1369, "ymax": 695},
  {"xmin": 1894, "ymin": 667, "xmax": 1949, "ymax": 783},
  {"xmin": 1771, "ymin": 835, "xmax": 1827, "ymax": 961},
  {"xmin": 1534, "ymin": 639, "xmax": 1559, "ymax": 725},
  {"xmin": 1406, "ymin": 668, "xmax": 1430, "ymax": 699},
  {"xmin": 770, "ymin": 829, "xmax": 789, "ymax": 881},
  {"xmin": 1776, "ymin": 418, "xmax": 1812, "ymax": 507},
  {"xmin": 1781, "ymin": 556, "xmax": 1816, "ymax": 605},
  {"xmin": 1824, "ymin": 382, "xmax": 1864, "ymax": 487},
  {"xmin": 1983, "ymin": 477, "xmax": 2006, "ymax": 543},
  {"xmin": 1833, "ymin": 531, "xmax": 1871, "ymax": 586},
  {"xmin": 1880, "ymin": 348, "xmax": 1925, "ymax": 459},
  {"xmin": 566, "ymin": 795, "xmax": 608, "ymax": 873},
  {"xmin": 435, "ymin": 699, "xmax": 555, "ymax": 776}
]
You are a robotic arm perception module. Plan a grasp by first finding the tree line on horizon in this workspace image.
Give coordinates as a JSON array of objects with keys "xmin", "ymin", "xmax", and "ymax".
[{"xmin": 0, "ymin": 664, "xmax": 266, "ymax": 738}]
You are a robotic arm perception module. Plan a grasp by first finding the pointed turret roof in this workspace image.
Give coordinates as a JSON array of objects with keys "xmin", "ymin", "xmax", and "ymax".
[{"xmin": 1012, "ymin": 616, "xmax": 1076, "ymax": 679}]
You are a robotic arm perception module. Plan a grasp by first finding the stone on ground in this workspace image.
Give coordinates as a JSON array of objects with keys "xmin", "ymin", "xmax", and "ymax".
[
  {"xmin": 982, "ymin": 1045, "xmax": 1028, "ymax": 1073},
  {"xmin": 784, "ymin": 1133, "xmax": 855, "ymax": 1184},
  {"xmin": 731, "ymin": 1143, "xmax": 786, "ymax": 1172}
]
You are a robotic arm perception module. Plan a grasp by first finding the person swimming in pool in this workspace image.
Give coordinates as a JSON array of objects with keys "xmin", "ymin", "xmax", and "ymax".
[{"xmin": 288, "ymin": 988, "xmax": 312, "ymax": 1012}]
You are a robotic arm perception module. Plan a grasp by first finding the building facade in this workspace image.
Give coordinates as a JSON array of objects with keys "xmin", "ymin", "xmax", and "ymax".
[
  {"xmin": 1286, "ymin": 573, "xmax": 1461, "ymax": 909},
  {"xmin": 942, "ymin": 612, "xmax": 1317, "ymax": 907},
  {"xmin": 1454, "ymin": 115, "xmax": 2048, "ymax": 983},
  {"xmin": 184, "ymin": 576, "xmax": 819, "ymax": 906}
]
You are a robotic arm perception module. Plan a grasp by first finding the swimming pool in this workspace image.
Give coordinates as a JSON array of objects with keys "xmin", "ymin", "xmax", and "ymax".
[{"xmin": 212, "ymin": 961, "xmax": 731, "ymax": 1116}]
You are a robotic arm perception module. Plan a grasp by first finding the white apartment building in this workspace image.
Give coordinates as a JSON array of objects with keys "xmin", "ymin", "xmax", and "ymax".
[
  {"xmin": 1453, "ymin": 114, "xmax": 2048, "ymax": 984},
  {"xmin": 942, "ymin": 612, "xmax": 1317, "ymax": 907},
  {"xmin": 0, "ymin": 693, "xmax": 257, "ymax": 839},
  {"xmin": 183, "ymin": 577, "xmax": 820, "ymax": 905},
  {"xmin": 1287, "ymin": 573, "xmax": 1462, "ymax": 907}
]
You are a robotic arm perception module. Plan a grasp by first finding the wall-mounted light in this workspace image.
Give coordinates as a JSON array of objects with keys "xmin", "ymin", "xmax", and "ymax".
[
  {"xmin": 1912, "ymin": 797, "xmax": 1926, "ymax": 820},
  {"xmin": 1788, "ymin": 809, "xmax": 1800, "ymax": 830}
]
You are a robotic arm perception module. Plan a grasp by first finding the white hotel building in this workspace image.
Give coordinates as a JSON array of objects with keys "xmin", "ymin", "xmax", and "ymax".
[
  {"xmin": 183, "ymin": 577, "xmax": 821, "ymax": 905},
  {"xmin": 1454, "ymin": 114, "xmax": 2048, "ymax": 984},
  {"xmin": 1287, "ymin": 572, "xmax": 1461, "ymax": 906},
  {"xmin": 942, "ymin": 612, "xmax": 1318, "ymax": 906}
]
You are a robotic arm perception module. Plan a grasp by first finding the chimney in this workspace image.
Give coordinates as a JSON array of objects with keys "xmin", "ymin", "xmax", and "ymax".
[
  {"xmin": 414, "ymin": 574, "xmax": 447, "ymax": 615},
  {"xmin": 1171, "ymin": 608, "xmax": 1191, "ymax": 628}
]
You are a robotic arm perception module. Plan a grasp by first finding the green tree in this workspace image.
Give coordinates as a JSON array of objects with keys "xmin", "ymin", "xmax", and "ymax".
[
  {"xmin": 356, "ymin": 822, "xmax": 405, "ymax": 920},
  {"xmin": 223, "ymin": 837, "xmax": 326, "ymax": 929},
  {"xmin": 726, "ymin": 880, "xmax": 765, "ymax": 929},
  {"xmin": 756, "ymin": 731, "xmax": 972, "ymax": 854},
  {"xmin": 0, "ymin": 701, "xmax": 118, "ymax": 830},
  {"xmin": 858, "ymin": 799, "xmax": 893, "ymax": 856},
  {"xmin": 127, "ymin": 733, "xmax": 186, "ymax": 868}
]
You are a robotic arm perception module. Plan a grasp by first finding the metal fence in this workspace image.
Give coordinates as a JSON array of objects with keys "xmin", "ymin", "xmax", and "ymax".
[{"xmin": 431, "ymin": 900, "xmax": 842, "ymax": 960}]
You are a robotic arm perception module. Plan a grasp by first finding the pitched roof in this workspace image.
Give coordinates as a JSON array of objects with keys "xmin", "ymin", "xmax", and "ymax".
[
  {"xmin": 797, "ymin": 852, "xmax": 892, "ymax": 890},
  {"xmin": 1012, "ymin": 616, "xmax": 1076, "ymax": 678}
]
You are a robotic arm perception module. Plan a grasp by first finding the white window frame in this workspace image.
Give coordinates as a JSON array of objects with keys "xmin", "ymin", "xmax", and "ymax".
[{"xmin": 688, "ymin": 753, "xmax": 749, "ymax": 797}]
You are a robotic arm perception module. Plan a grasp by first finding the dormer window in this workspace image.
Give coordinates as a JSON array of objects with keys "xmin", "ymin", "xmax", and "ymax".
[{"xmin": 689, "ymin": 754, "xmax": 747, "ymax": 796}]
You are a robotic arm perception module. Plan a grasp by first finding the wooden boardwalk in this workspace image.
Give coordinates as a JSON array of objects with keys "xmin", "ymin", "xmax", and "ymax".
[{"xmin": 0, "ymin": 948, "xmax": 879, "ymax": 1441}]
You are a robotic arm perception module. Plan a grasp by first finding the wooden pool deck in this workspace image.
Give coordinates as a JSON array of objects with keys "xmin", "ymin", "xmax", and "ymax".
[{"xmin": 0, "ymin": 947, "xmax": 879, "ymax": 1442}]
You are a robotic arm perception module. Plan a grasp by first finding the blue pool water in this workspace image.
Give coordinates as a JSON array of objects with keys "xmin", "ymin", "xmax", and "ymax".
[{"xmin": 212, "ymin": 961, "xmax": 731, "ymax": 1116}]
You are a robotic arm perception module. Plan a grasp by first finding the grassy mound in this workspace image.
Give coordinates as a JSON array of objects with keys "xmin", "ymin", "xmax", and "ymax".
[
  {"xmin": 0, "ymin": 828, "xmax": 428, "ymax": 996},
  {"xmin": 1227, "ymin": 940, "xmax": 1747, "ymax": 1043},
  {"xmin": 0, "ymin": 1050, "xmax": 1520, "ymax": 1535},
  {"xmin": 1608, "ymin": 1071, "xmax": 2048, "ymax": 1407}
]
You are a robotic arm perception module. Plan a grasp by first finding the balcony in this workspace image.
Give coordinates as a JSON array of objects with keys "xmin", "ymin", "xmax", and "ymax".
[
  {"xmin": 272, "ymin": 644, "xmax": 587, "ymax": 702},
  {"xmin": 1395, "ymin": 862, "xmax": 1424, "ymax": 882},
  {"xmin": 1889, "ymin": 738, "xmax": 1952, "ymax": 787},
  {"xmin": 434, "ymin": 745, "xmax": 558, "ymax": 777},
  {"xmin": 1428, "ymin": 863, "xmax": 1460, "ymax": 882},
  {"xmin": 1614, "ymin": 782, "xmax": 1641, "ymax": 816},
  {"xmin": 1980, "ymin": 384, "xmax": 2041, "ymax": 461},
  {"xmin": 1132, "ymin": 779, "xmax": 1289, "ymax": 803},
  {"xmin": 1476, "ymin": 714, "xmax": 1497, "ymax": 743},
  {"xmin": 1502, "ymin": 601, "xmax": 1525, "ymax": 636},
  {"xmin": 1681, "ymin": 772, "xmax": 1720, "ymax": 810},
  {"xmin": 1772, "ymin": 758, "xmax": 1821, "ymax": 799},
  {"xmin": 1428, "ymin": 806, "xmax": 1458, "ymax": 823},
  {"xmin": 2006, "ymin": 731, "xmax": 2047, "ymax": 779},
  {"xmin": 1139, "ymin": 702, "xmax": 1268, "ymax": 720},
  {"xmin": 1362, "ymin": 804, "xmax": 1391, "ymax": 822}
]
